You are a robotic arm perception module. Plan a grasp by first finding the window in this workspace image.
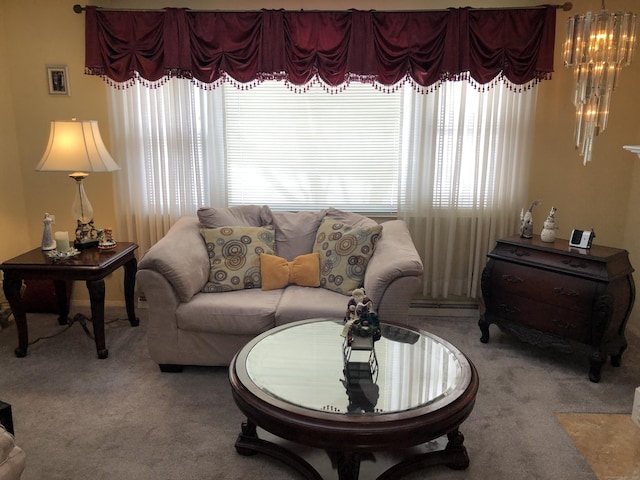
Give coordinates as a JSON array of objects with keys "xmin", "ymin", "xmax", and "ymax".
[
  {"xmin": 223, "ymin": 82, "xmax": 402, "ymax": 212},
  {"xmin": 109, "ymin": 78, "xmax": 536, "ymax": 301}
]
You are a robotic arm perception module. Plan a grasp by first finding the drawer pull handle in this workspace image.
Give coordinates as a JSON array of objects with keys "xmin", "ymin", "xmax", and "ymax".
[
  {"xmin": 502, "ymin": 274, "xmax": 524, "ymax": 283},
  {"xmin": 498, "ymin": 303, "xmax": 520, "ymax": 314},
  {"xmin": 553, "ymin": 287, "xmax": 579, "ymax": 297},
  {"xmin": 562, "ymin": 259, "xmax": 587, "ymax": 269},
  {"xmin": 551, "ymin": 318, "xmax": 576, "ymax": 329},
  {"xmin": 509, "ymin": 248, "xmax": 531, "ymax": 257}
]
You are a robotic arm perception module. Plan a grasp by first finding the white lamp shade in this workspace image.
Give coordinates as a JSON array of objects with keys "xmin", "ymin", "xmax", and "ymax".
[{"xmin": 36, "ymin": 120, "xmax": 120, "ymax": 173}]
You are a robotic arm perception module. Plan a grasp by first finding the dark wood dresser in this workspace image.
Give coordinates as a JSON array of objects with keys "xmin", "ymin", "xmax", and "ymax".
[{"xmin": 479, "ymin": 235, "xmax": 635, "ymax": 382}]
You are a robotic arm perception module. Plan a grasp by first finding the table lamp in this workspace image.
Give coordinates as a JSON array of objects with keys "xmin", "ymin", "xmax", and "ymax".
[{"xmin": 35, "ymin": 120, "xmax": 120, "ymax": 249}]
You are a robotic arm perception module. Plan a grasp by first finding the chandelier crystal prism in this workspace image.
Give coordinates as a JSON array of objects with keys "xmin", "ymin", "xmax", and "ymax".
[{"xmin": 563, "ymin": 3, "xmax": 637, "ymax": 164}]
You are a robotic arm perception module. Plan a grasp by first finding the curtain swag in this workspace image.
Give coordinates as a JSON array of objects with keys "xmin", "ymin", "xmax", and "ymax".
[{"xmin": 84, "ymin": 6, "xmax": 556, "ymax": 91}]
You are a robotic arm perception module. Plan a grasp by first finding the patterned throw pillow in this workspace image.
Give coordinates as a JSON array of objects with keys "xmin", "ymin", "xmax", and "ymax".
[
  {"xmin": 200, "ymin": 226, "xmax": 276, "ymax": 292},
  {"xmin": 313, "ymin": 218, "xmax": 382, "ymax": 295}
]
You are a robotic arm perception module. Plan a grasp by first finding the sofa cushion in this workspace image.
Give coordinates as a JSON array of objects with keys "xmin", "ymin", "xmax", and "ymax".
[
  {"xmin": 269, "ymin": 210, "xmax": 326, "ymax": 260},
  {"xmin": 275, "ymin": 285, "xmax": 349, "ymax": 325},
  {"xmin": 313, "ymin": 217, "xmax": 382, "ymax": 295},
  {"xmin": 177, "ymin": 290, "xmax": 279, "ymax": 335},
  {"xmin": 197, "ymin": 205, "xmax": 272, "ymax": 228},
  {"xmin": 201, "ymin": 226, "xmax": 276, "ymax": 292},
  {"xmin": 260, "ymin": 252, "xmax": 320, "ymax": 290}
]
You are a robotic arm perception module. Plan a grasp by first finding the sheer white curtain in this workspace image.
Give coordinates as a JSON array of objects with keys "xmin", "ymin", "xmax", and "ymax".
[
  {"xmin": 399, "ymin": 81, "xmax": 537, "ymax": 299},
  {"xmin": 107, "ymin": 79, "xmax": 226, "ymax": 253},
  {"xmin": 106, "ymin": 77, "xmax": 537, "ymax": 299}
]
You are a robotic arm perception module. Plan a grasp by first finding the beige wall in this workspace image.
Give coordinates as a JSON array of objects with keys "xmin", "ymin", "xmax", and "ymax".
[
  {"xmin": 0, "ymin": 4, "xmax": 28, "ymax": 262},
  {"xmin": 1, "ymin": 0, "xmax": 639, "ymax": 318}
]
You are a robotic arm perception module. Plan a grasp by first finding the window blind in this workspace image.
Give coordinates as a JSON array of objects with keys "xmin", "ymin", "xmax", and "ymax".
[{"xmin": 224, "ymin": 82, "xmax": 402, "ymax": 212}]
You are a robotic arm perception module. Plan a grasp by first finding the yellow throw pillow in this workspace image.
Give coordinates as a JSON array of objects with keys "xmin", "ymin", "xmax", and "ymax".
[{"xmin": 260, "ymin": 252, "xmax": 321, "ymax": 291}]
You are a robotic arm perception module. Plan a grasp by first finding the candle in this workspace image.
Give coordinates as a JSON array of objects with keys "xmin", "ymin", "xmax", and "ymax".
[{"xmin": 55, "ymin": 231, "xmax": 70, "ymax": 252}]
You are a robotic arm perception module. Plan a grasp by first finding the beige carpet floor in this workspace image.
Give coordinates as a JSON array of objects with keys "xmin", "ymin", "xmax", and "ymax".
[{"xmin": 557, "ymin": 413, "xmax": 640, "ymax": 480}]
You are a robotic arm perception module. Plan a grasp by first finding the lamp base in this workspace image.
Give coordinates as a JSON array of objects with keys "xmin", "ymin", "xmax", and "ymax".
[{"xmin": 74, "ymin": 238, "xmax": 99, "ymax": 250}]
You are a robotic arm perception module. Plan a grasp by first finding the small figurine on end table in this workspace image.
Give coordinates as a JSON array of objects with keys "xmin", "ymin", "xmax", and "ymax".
[
  {"xmin": 41, "ymin": 213, "xmax": 56, "ymax": 251},
  {"xmin": 519, "ymin": 200, "xmax": 541, "ymax": 239},
  {"xmin": 98, "ymin": 227, "xmax": 117, "ymax": 250}
]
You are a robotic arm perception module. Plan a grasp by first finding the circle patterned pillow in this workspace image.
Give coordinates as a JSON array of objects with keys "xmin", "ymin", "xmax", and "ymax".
[
  {"xmin": 200, "ymin": 226, "xmax": 276, "ymax": 292},
  {"xmin": 313, "ymin": 218, "xmax": 382, "ymax": 295}
]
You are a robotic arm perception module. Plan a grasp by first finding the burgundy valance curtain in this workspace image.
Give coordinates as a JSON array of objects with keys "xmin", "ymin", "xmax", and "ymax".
[{"xmin": 84, "ymin": 6, "xmax": 556, "ymax": 89}]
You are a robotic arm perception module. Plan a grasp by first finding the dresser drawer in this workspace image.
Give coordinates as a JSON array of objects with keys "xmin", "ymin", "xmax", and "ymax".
[
  {"xmin": 490, "ymin": 261, "xmax": 598, "ymax": 313},
  {"xmin": 491, "ymin": 242, "xmax": 609, "ymax": 281},
  {"xmin": 486, "ymin": 292, "xmax": 590, "ymax": 344}
]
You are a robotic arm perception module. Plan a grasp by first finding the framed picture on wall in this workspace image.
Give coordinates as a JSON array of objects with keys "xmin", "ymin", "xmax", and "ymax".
[{"xmin": 46, "ymin": 65, "xmax": 70, "ymax": 96}]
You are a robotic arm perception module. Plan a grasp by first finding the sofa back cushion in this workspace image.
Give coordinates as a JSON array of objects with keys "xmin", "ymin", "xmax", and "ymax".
[
  {"xmin": 200, "ymin": 226, "xmax": 276, "ymax": 292},
  {"xmin": 313, "ymin": 217, "xmax": 382, "ymax": 295},
  {"xmin": 197, "ymin": 205, "xmax": 272, "ymax": 228},
  {"xmin": 325, "ymin": 207, "xmax": 379, "ymax": 228},
  {"xmin": 270, "ymin": 210, "xmax": 326, "ymax": 260}
]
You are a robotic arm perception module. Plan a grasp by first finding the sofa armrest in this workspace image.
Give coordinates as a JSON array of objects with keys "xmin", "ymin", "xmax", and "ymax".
[
  {"xmin": 364, "ymin": 219, "xmax": 423, "ymax": 321},
  {"xmin": 0, "ymin": 424, "xmax": 25, "ymax": 480},
  {"xmin": 137, "ymin": 217, "xmax": 210, "ymax": 303}
]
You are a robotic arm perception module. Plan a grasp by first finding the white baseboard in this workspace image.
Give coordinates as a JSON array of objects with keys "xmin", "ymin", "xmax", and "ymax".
[
  {"xmin": 70, "ymin": 299, "xmax": 128, "ymax": 309},
  {"xmin": 409, "ymin": 298, "xmax": 480, "ymax": 318}
]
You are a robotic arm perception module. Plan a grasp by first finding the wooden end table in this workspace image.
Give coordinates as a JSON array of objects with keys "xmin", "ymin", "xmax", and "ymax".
[{"xmin": 1, "ymin": 242, "xmax": 139, "ymax": 359}]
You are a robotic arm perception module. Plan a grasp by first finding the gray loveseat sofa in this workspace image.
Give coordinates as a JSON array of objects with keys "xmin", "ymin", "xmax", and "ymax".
[{"xmin": 136, "ymin": 205, "xmax": 423, "ymax": 371}]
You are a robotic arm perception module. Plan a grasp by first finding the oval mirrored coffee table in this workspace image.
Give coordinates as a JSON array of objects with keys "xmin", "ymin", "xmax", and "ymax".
[{"xmin": 229, "ymin": 318, "xmax": 479, "ymax": 480}]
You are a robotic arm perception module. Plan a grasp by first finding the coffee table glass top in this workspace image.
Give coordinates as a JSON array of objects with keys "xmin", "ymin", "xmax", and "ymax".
[{"xmin": 244, "ymin": 319, "xmax": 469, "ymax": 415}]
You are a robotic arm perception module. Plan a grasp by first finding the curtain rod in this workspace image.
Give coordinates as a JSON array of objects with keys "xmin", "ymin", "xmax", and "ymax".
[{"xmin": 73, "ymin": 2, "xmax": 573, "ymax": 14}]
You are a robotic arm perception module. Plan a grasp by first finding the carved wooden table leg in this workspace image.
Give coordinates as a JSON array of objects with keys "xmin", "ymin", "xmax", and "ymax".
[
  {"xmin": 2, "ymin": 272, "xmax": 28, "ymax": 357},
  {"xmin": 336, "ymin": 451, "xmax": 361, "ymax": 480},
  {"xmin": 444, "ymin": 428, "xmax": 470, "ymax": 470},
  {"xmin": 123, "ymin": 257, "xmax": 140, "ymax": 327},
  {"xmin": 610, "ymin": 340, "xmax": 627, "ymax": 367},
  {"xmin": 235, "ymin": 418, "xmax": 323, "ymax": 480},
  {"xmin": 589, "ymin": 293, "xmax": 613, "ymax": 383},
  {"xmin": 478, "ymin": 315, "xmax": 491, "ymax": 343},
  {"xmin": 86, "ymin": 278, "xmax": 108, "ymax": 359}
]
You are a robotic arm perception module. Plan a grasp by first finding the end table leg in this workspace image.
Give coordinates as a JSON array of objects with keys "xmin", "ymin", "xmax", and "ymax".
[
  {"xmin": 3, "ymin": 273, "xmax": 28, "ymax": 357},
  {"xmin": 87, "ymin": 279, "xmax": 108, "ymax": 359},
  {"xmin": 53, "ymin": 280, "xmax": 70, "ymax": 325},
  {"xmin": 123, "ymin": 258, "xmax": 139, "ymax": 327}
]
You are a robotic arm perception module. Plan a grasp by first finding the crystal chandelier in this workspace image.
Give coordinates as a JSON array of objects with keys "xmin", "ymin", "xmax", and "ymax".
[{"xmin": 563, "ymin": 2, "xmax": 637, "ymax": 164}]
